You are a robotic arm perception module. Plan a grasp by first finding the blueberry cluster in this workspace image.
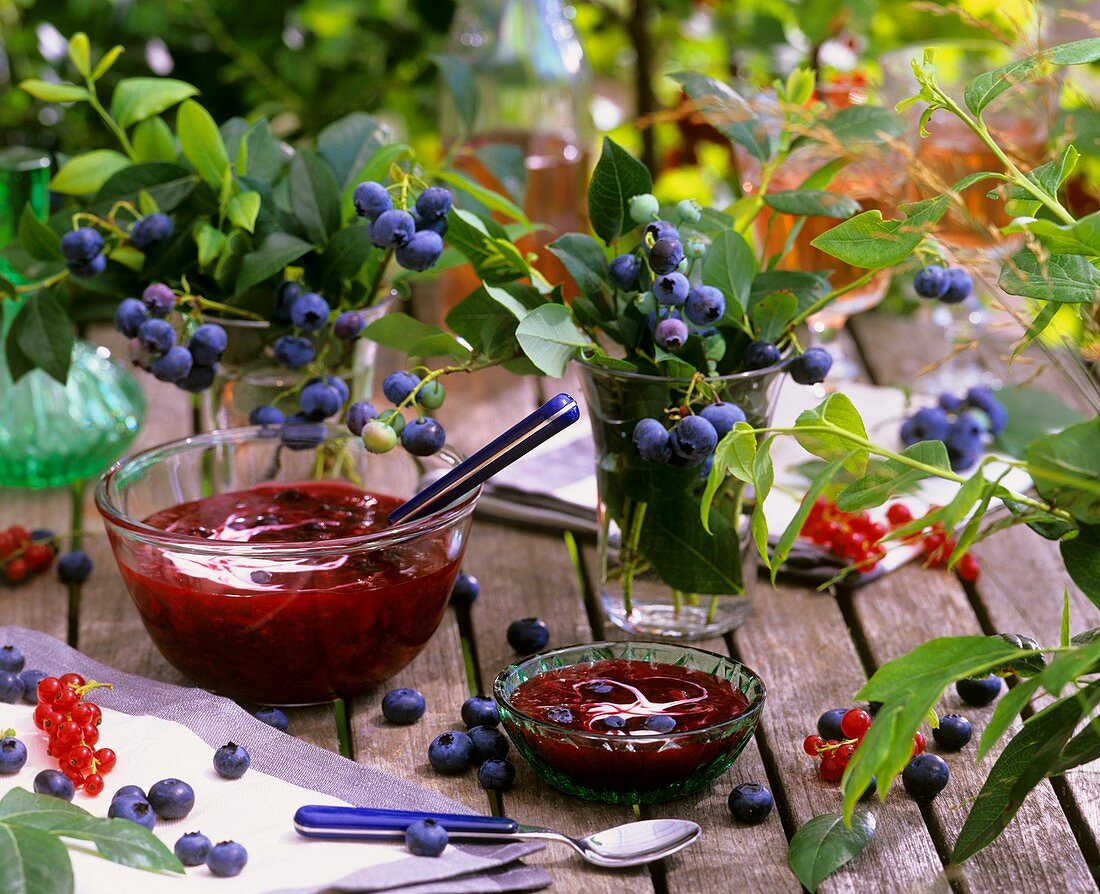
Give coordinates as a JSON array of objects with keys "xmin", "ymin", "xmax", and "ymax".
[
  {"xmin": 913, "ymin": 264, "xmax": 973, "ymax": 304},
  {"xmin": 323, "ymin": 369, "xmax": 447, "ymax": 458},
  {"xmin": 355, "ymin": 182, "xmax": 450, "ymax": 271},
  {"xmin": 0, "ymin": 730, "xmax": 28, "ymax": 775},
  {"xmin": 60, "ymin": 227, "xmax": 107, "ymax": 279},
  {"xmin": 900, "ymin": 386, "xmax": 1007, "ymax": 471},
  {"xmin": 108, "ymin": 777, "xmax": 196, "ymax": 828},
  {"xmin": 115, "ymin": 283, "xmax": 228, "ymax": 393},
  {"xmin": 632, "ymin": 401, "xmax": 746, "ymax": 469}
]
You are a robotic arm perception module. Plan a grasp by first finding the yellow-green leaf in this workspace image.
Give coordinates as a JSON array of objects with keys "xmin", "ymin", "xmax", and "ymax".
[
  {"xmin": 177, "ymin": 100, "xmax": 229, "ymax": 187},
  {"xmin": 194, "ymin": 223, "xmax": 227, "ymax": 268},
  {"xmin": 50, "ymin": 150, "xmax": 130, "ymax": 195},
  {"xmin": 67, "ymin": 33, "xmax": 91, "ymax": 77},
  {"xmin": 226, "ymin": 191, "xmax": 261, "ymax": 233},
  {"xmin": 132, "ymin": 117, "xmax": 177, "ymax": 163},
  {"xmin": 91, "ymin": 45, "xmax": 125, "ymax": 81},
  {"xmin": 19, "ymin": 80, "xmax": 89, "ymax": 103},
  {"xmin": 111, "ymin": 78, "xmax": 199, "ymax": 130}
]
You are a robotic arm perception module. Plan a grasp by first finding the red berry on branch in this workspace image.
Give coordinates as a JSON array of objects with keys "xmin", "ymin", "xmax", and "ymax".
[
  {"xmin": 37, "ymin": 677, "xmax": 62, "ymax": 702},
  {"xmin": 912, "ymin": 732, "xmax": 926, "ymax": 756},
  {"xmin": 94, "ymin": 748, "xmax": 116, "ymax": 774},
  {"xmin": 834, "ymin": 743, "xmax": 856, "ymax": 767},
  {"xmin": 840, "ymin": 708, "xmax": 872, "ymax": 739},
  {"xmin": 81, "ymin": 724, "xmax": 100, "ymax": 747},
  {"xmin": 803, "ymin": 735, "xmax": 826, "ymax": 756},
  {"xmin": 84, "ymin": 774, "xmax": 105, "ymax": 796},
  {"xmin": 957, "ymin": 552, "xmax": 981, "ymax": 582},
  {"xmin": 886, "ymin": 504, "xmax": 913, "ymax": 526},
  {"xmin": 60, "ymin": 673, "xmax": 85, "ymax": 689},
  {"xmin": 4, "ymin": 559, "xmax": 28, "ymax": 582}
]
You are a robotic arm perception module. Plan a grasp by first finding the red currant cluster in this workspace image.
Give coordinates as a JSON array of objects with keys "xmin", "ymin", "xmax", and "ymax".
[
  {"xmin": 32, "ymin": 674, "xmax": 116, "ymax": 796},
  {"xmin": 0, "ymin": 527, "xmax": 56, "ymax": 584},
  {"xmin": 803, "ymin": 708, "xmax": 925, "ymax": 783},
  {"xmin": 886, "ymin": 504, "xmax": 982, "ymax": 582},
  {"xmin": 800, "ymin": 500, "xmax": 888, "ymax": 571}
]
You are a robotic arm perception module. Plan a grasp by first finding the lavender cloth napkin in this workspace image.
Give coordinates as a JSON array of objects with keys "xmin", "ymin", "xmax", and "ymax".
[{"xmin": 1, "ymin": 626, "xmax": 550, "ymax": 894}]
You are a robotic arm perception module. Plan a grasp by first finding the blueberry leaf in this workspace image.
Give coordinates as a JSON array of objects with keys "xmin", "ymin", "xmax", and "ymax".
[
  {"xmin": 997, "ymin": 145, "xmax": 1078, "ymax": 218},
  {"xmin": 836, "ymin": 441, "xmax": 950, "ymax": 512},
  {"xmin": 809, "ymin": 195, "xmax": 948, "ymax": 269},
  {"xmin": 432, "ymin": 54, "xmax": 478, "ymax": 137},
  {"xmin": 762, "ymin": 190, "xmax": 861, "ymax": 219},
  {"xmin": 0, "ymin": 821, "xmax": 73, "ymax": 894},
  {"xmin": 548, "ymin": 233, "xmax": 613, "ymax": 310},
  {"xmin": 976, "ymin": 675, "xmax": 1043, "ymax": 761},
  {"xmin": 515, "ymin": 304, "xmax": 589, "ymax": 376},
  {"xmin": 771, "ymin": 452, "xmax": 852, "ymax": 584},
  {"xmin": 446, "ymin": 209, "xmax": 531, "ymax": 284},
  {"xmin": 1026, "ymin": 419, "xmax": 1100, "ymax": 525},
  {"xmin": 787, "ymin": 811, "xmax": 875, "ymax": 892},
  {"xmin": 50, "ymin": 150, "xmax": 130, "ymax": 196},
  {"xmin": 670, "ymin": 72, "xmax": 773, "ymax": 161},
  {"xmin": 362, "ymin": 312, "xmax": 468, "ymax": 361},
  {"xmin": 587, "ymin": 137, "xmax": 652, "ymax": 245},
  {"xmin": 964, "ymin": 38, "xmax": 1100, "ymax": 115},
  {"xmin": 17, "ymin": 206, "xmax": 63, "ymax": 263},
  {"xmin": 235, "ymin": 232, "xmax": 313, "ymax": 296},
  {"xmin": 750, "ymin": 291, "xmax": 797, "ymax": 343},
  {"xmin": 287, "ymin": 150, "xmax": 341, "ymax": 245},
  {"xmin": 317, "ymin": 112, "xmax": 389, "ymax": 193},
  {"xmin": 1062, "ymin": 524, "xmax": 1100, "ymax": 611},
  {"xmin": 177, "ymin": 99, "xmax": 229, "ymax": 189},
  {"xmin": 702, "ymin": 230, "xmax": 754, "ymax": 315},
  {"xmin": 5, "ymin": 287, "xmax": 73, "ymax": 384},
  {"xmin": 19, "ymin": 79, "xmax": 89, "ymax": 103},
  {"xmin": 320, "ymin": 225, "xmax": 374, "ymax": 286},
  {"xmin": 991, "ymin": 386, "xmax": 1085, "ymax": 459},
  {"xmin": 131, "ymin": 117, "xmax": 178, "ymax": 164},
  {"xmin": 793, "ymin": 392, "xmax": 869, "ymax": 476},
  {"xmin": 109, "ymin": 77, "xmax": 198, "ymax": 130},
  {"xmin": 999, "ymin": 249, "xmax": 1100, "ymax": 304},
  {"xmin": 436, "ymin": 169, "xmax": 530, "ymax": 226}
]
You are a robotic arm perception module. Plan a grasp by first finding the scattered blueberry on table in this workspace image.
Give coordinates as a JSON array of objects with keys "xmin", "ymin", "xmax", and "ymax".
[
  {"xmin": 728, "ymin": 782, "xmax": 774, "ymax": 824},
  {"xmin": 254, "ymin": 707, "xmax": 290, "ymax": 732},
  {"xmin": 0, "ymin": 731, "xmax": 28, "ymax": 774},
  {"xmin": 405, "ymin": 818, "xmax": 448, "ymax": 857},
  {"xmin": 109, "ymin": 794, "xmax": 157, "ymax": 829},
  {"xmin": 0, "ymin": 645, "xmax": 25, "ymax": 673},
  {"xmin": 468, "ymin": 726, "xmax": 509, "ymax": 763},
  {"xmin": 147, "ymin": 778, "xmax": 195, "ymax": 819},
  {"xmin": 206, "ymin": 840, "xmax": 248, "ymax": 877},
  {"xmin": 174, "ymin": 831, "xmax": 213, "ymax": 867},
  {"xmin": 213, "ymin": 742, "xmax": 251, "ymax": 779},
  {"xmin": 460, "ymin": 695, "xmax": 498, "ymax": 729},
  {"xmin": 34, "ymin": 768, "xmax": 75, "ymax": 801},
  {"xmin": 112, "ymin": 784, "xmax": 146, "ymax": 803},
  {"xmin": 932, "ymin": 714, "xmax": 972, "ymax": 751},
  {"xmin": 477, "ymin": 758, "xmax": 516, "ymax": 792},
  {"xmin": 427, "ymin": 731, "xmax": 473, "ymax": 774},
  {"xmin": 506, "ymin": 618, "xmax": 550, "ymax": 655},
  {"xmin": 382, "ymin": 688, "xmax": 427, "ymax": 726},
  {"xmin": 956, "ymin": 674, "xmax": 1002, "ymax": 707},
  {"xmin": 902, "ymin": 753, "xmax": 950, "ymax": 801}
]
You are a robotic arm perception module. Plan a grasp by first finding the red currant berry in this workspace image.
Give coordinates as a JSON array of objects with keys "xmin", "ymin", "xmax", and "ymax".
[
  {"xmin": 0, "ymin": 531, "xmax": 14, "ymax": 557},
  {"xmin": 63, "ymin": 766, "xmax": 85, "ymax": 788},
  {"xmin": 957, "ymin": 552, "xmax": 981, "ymax": 583},
  {"xmin": 818, "ymin": 757, "xmax": 844, "ymax": 782},
  {"xmin": 912, "ymin": 732, "xmax": 926, "ymax": 756},
  {"xmin": 40, "ymin": 710, "xmax": 64, "ymax": 734},
  {"xmin": 23, "ymin": 544, "xmax": 53, "ymax": 573},
  {"xmin": 67, "ymin": 745, "xmax": 94, "ymax": 770},
  {"xmin": 803, "ymin": 735, "xmax": 826, "ymax": 756},
  {"xmin": 56, "ymin": 720, "xmax": 83, "ymax": 748},
  {"xmin": 4, "ymin": 558, "xmax": 28, "ymax": 582},
  {"xmin": 94, "ymin": 748, "xmax": 116, "ymax": 774},
  {"xmin": 60, "ymin": 673, "xmax": 85, "ymax": 689},
  {"xmin": 10, "ymin": 527, "xmax": 30, "ymax": 547},
  {"xmin": 81, "ymin": 724, "xmax": 100, "ymax": 747},
  {"xmin": 84, "ymin": 774, "xmax": 105, "ymax": 796},
  {"xmin": 53, "ymin": 687, "xmax": 78, "ymax": 710},
  {"xmin": 840, "ymin": 708, "xmax": 872, "ymax": 739},
  {"xmin": 85, "ymin": 703, "xmax": 102, "ymax": 726},
  {"xmin": 33, "ymin": 703, "xmax": 54, "ymax": 729},
  {"xmin": 834, "ymin": 743, "xmax": 856, "ymax": 767},
  {"xmin": 70, "ymin": 703, "xmax": 93, "ymax": 725},
  {"xmin": 37, "ymin": 677, "xmax": 62, "ymax": 702},
  {"xmin": 886, "ymin": 504, "xmax": 913, "ymax": 526}
]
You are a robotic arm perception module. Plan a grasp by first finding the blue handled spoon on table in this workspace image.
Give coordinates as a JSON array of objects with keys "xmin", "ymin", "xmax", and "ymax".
[{"xmin": 293, "ymin": 805, "xmax": 701, "ymax": 868}]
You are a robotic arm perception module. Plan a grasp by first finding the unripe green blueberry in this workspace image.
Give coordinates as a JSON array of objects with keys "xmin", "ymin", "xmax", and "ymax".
[
  {"xmin": 416, "ymin": 380, "xmax": 446, "ymax": 410},
  {"xmin": 362, "ymin": 421, "xmax": 398, "ymax": 453},
  {"xmin": 379, "ymin": 408, "xmax": 406, "ymax": 435},
  {"xmin": 634, "ymin": 291, "xmax": 657, "ymax": 313},
  {"xmin": 676, "ymin": 198, "xmax": 702, "ymax": 223},
  {"xmin": 684, "ymin": 236, "xmax": 707, "ymax": 259},
  {"xmin": 628, "ymin": 194, "xmax": 660, "ymax": 224}
]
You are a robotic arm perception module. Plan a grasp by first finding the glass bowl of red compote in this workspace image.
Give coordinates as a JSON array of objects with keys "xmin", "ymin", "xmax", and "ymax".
[
  {"xmin": 494, "ymin": 641, "xmax": 765, "ymax": 804},
  {"xmin": 96, "ymin": 424, "xmax": 476, "ymax": 705}
]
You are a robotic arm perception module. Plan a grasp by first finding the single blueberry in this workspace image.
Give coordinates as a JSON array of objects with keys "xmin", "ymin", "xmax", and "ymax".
[
  {"xmin": 414, "ymin": 380, "xmax": 445, "ymax": 410},
  {"xmin": 903, "ymin": 753, "xmax": 950, "ymax": 800},
  {"xmin": 545, "ymin": 707, "xmax": 575, "ymax": 725},
  {"xmin": 381, "ymin": 688, "xmax": 426, "ymax": 725},
  {"xmin": 272, "ymin": 281, "xmax": 301, "ymax": 324},
  {"xmin": 371, "ymin": 209, "xmax": 416, "ymax": 248},
  {"xmin": 913, "ymin": 265, "xmax": 949, "ymax": 299},
  {"xmin": 932, "ymin": 714, "xmax": 972, "ymax": 751},
  {"xmin": 468, "ymin": 725, "xmax": 509, "ymax": 762},
  {"xmin": 334, "ymin": 311, "xmax": 366, "ymax": 341},
  {"xmin": 450, "ymin": 571, "xmax": 480, "ymax": 608},
  {"xmin": 645, "ymin": 219, "xmax": 679, "ymax": 244},
  {"xmin": 176, "ymin": 363, "xmax": 217, "ymax": 394},
  {"xmin": 461, "ymin": 695, "xmax": 499, "ymax": 728},
  {"xmin": 477, "ymin": 758, "xmax": 516, "ymax": 792},
  {"xmin": 299, "ymin": 382, "xmax": 344, "ymax": 420},
  {"xmin": 415, "ymin": 187, "xmax": 453, "ymax": 221},
  {"xmin": 34, "ymin": 769, "xmax": 75, "ymax": 802},
  {"xmin": 147, "ymin": 778, "xmax": 195, "ymax": 819},
  {"xmin": 956, "ymin": 674, "xmax": 1001, "ymax": 706},
  {"xmin": 945, "ymin": 415, "xmax": 985, "ymax": 471},
  {"xmin": 401, "ymin": 417, "xmax": 446, "ymax": 456},
  {"xmin": 382, "ymin": 370, "xmax": 420, "ymax": 404},
  {"xmin": 306, "ymin": 374, "xmax": 349, "ymax": 406},
  {"xmin": 405, "ymin": 818, "xmax": 448, "ymax": 857},
  {"xmin": 0, "ymin": 672, "xmax": 22, "ymax": 703},
  {"xmin": 653, "ymin": 272, "xmax": 690, "ymax": 306},
  {"xmin": 684, "ymin": 285, "xmax": 725, "ymax": 325},
  {"xmin": 395, "ymin": 229, "xmax": 444, "ymax": 272},
  {"xmin": 728, "ymin": 782, "xmax": 773, "ymax": 824},
  {"xmin": 188, "ymin": 324, "xmax": 228, "ymax": 365},
  {"xmin": 677, "ymin": 198, "xmax": 702, "ymax": 222},
  {"xmin": 816, "ymin": 708, "xmax": 848, "ymax": 740},
  {"xmin": 213, "ymin": 742, "xmax": 251, "ymax": 779},
  {"xmin": 744, "ymin": 341, "xmax": 781, "ymax": 370},
  {"xmin": 699, "ymin": 402, "xmax": 746, "ymax": 439},
  {"xmin": 789, "ymin": 347, "xmax": 833, "ymax": 385},
  {"xmin": 138, "ymin": 318, "xmax": 175, "ymax": 355},
  {"xmin": 416, "ymin": 213, "xmax": 448, "ymax": 235},
  {"xmin": 965, "ymin": 386, "xmax": 1008, "ymax": 435},
  {"xmin": 346, "ymin": 401, "xmax": 379, "ymax": 436},
  {"xmin": 112, "ymin": 785, "xmax": 147, "ymax": 803},
  {"xmin": 608, "ymin": 253, "xmax": 642, "ymax": 290},
  {"xmin": 57, "ymin": 551, "xmax": 93, "ymax": 584},
  {"xmin": 151, "ymin": 346, "xmax": 194, "ymax": 384},
  {"xmin": 19, "ymin": 669, "xmax": 47, "ymax": 704},
  {"xmin": 654, "ymin": 317, "xmax": 689, "ymax": 351},
  {"xmin": 633, "ymin": 417, "xmax": 672, "ymax": 464},
  {"xmin": 905, "ymin": 406, "xmax": 950, "ymax": 442},
  {"xmin": 353, "ymin": 181, "xmax": 392, "ymax": 220},
  {"xmin": 250, "ymin": 405, "xmax": 285, "ymax": 427},
  {"xmin": 142, "ymin": 282, "xmax": 175, "ymax": 317},
  {"xmin": 115, "ymin": 298, "xmax": 150, "ymax": 337},
  {"xmin": 860, "ymin": 776, "xmax": 878, "ymax": 802},
  {"xmin": 130, "ymin": 213, "xmax": 173, "ymax": 249},
  {"xmin": 361, "ymin": 420, "xmax": 398, "ymax": 454},
  {"xmin": 174, "ymin": 831, "xmax": 212, "ymax": 867},
  {"xmin": 939, "ymin": 392, "xmax": 965, "ymax": 412},
  {"xmin": 109, "ymin": 794, "xmax": 157, "ymax": 828},
  {"xmin": 0, "ymin": 735, "xmax": 28, "ymax": 774},
  {"xmin": 252, "ymin": 706, "xmax": 289, "ymax": 731},
  {"xmin": 60, "ymin": 227, "xmax": 104, "ymax": 264},
  {"xmin": 642, "ymin": 714, "xmax": 677, "ymax": 733},
  {"xmin": 428, "ymin": 730, "xmax": 473, "ymax": 774},
  {"xmin": 941, "ymin": 268, "xmax": 973, "ymax": 304},
  {"xmin": 628, "ymin": 194, "xmax": 660, "ymax": 223},
  {"xmin": 600, "ymin": 715, "xmax": 627, "ymax": 730},
  {"xmin": 274, "ymin": 336, "xmax": 315, "ymax": 370},
  {"xmin": 68, "ymin": 252, "xmax": 107, "ymax": 278},
  {"xmin": 290, "ymin": 292, "xmax": 330, "ymax": 332},
  {"xmin": 0, "ymin": 645, "xmax": 24, "ymax": 674},
  {"xmin": 506, "ymin": 618, "xmax": 549, "ymax": 654},
  {"xmin": 669, "ymin": 415, "xmax": 719, "ymax": 468},
  {"xmin": 207, "ymin": 840, "xmax": 248, "ymax": 877},
  {"xmin": 648, "ymin": 237, "xmax": 684, "ymax": 275}
]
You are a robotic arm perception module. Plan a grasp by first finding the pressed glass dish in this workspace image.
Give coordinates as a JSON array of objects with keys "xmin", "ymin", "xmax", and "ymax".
[
  {"xmin": 494, "ymin": 641, "xmax": 765, "ymax": 804},
  {"xmin": 97, "ymin": 425, "xmax": 477, "ymax": 705}
]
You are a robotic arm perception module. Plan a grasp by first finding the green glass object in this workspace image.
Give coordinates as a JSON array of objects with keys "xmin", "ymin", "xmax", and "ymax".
[{"xmin": 0, "ymin": 149, "xmax": 145, "ymax": 489}]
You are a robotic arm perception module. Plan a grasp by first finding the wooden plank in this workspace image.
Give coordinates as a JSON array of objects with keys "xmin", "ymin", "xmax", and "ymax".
[
  {"xmin": 847, "ymin": 564, "xmax": 1095, "ymax": 891},
  {"xmin": 734, "ymin": 582, "xmax": 951, "ymax": 893}
]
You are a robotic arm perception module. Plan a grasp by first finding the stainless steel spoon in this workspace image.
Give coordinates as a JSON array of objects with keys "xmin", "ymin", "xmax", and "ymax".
[{"xmin": 293, "ymin": 805, "xmax": 701, "ymax": 868}]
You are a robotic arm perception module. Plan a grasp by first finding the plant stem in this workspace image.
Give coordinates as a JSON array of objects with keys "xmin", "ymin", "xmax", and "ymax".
[
  {"xmin": 789, "ymin": 268, "xmax": 878, "ymax": 330},
  {"xmin": 621, "ymin": 501, "xmax": 648, "ymax": 616},
  {"xmin": 84, "ymin": 80, "xmax": 136, "ymax": 160}
]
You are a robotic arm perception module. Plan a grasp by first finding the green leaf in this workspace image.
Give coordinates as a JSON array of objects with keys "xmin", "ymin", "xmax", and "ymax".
[
  {"xmin": 548, "ymin": 233, "xmax": 613, "ymax": 307},
  {"xmin": 763, "ymin": 190, "xmax": 861, "ymax": 219},
  {"xmin": 67, "ymin": 33, "xmax": 91, "ymax": 77},
  {"xmin": 0, "ymin": 822, "xmax": 74, "ymax": 894},
  {"xmin": 752, "ymin": 437, "xmax": 776, "ymax": 567},
  {"xmin": 18, "ymin": 206, "xmax": 63, "ymax": 262},
  {"xmin": 237, "ymin": 119, "xmax": 287, "ymax": 184},
  {"xmin": 193, "ymin": 223, "xmax": 226, "ymax": 268},
  {"xmin": 794, "ymin": 392, "xmax": 869, "ymax": 475},
  {"xmin": 1062, "ymin": 525, "xmax": 1100, "ymax": 609},
  {"xmin": 772, "ymin": 453, "xmax": 853, "ymax": 583},
  {"xmin": 235, "ymin": 232, "xmax": 312, "ymax": 296},
  {"xmin": 965, "ymin": 38, "xmax": 1100, "ymax": 115},
  {"xmin": 317, "ymin": 112, "xmax": 389, "ymax": 192},
  {"xmin": 750, "ymin": 291, "xmax": 797, "ymax": 343},
  {"xmin": 131, "ymin": 117, "xmax": 177, "ymax": 163},
  {"xmin": 819, "ymin": 105, "xmax": 905, "ymax": 144},
  {"xmin": 436, "ymin": 168, "xmax": 530, "ymax": 226},
  {"xmin": 320, "ymin": 225, "xmax": 374, "ymax": 285},
  {"xmin": 701, "ymin": 423, "xmax": 757, "ymax": 531},
  {"xmin": 50, "ymin": 150, "xmax": 130, "ymax": 195},
  {"xmin": 91, "ymin": 45, "xmax": 124, "ymax": 81},
  {"xmin": 587, "ymin": 137, "xmax": 653, "ymax": 245},
  {"xmin": 515, "ymin": 304, "xmax": 588, "ymax": 376},
  {"xmin": 837, "ymin": 441, "xmax": 950, "ymax": 512},
  {"xmin": 999, "ymin": 145, "xmax": 1078, "ymax": 218},
  {"xmin": 953, "ymin": 680, "xmax": 1100, "ymax": 862},
  {"xmin": 1062, "ymin": 592, "xmax": 1072, "ymax": 648},
  {"xmin": 1026, "ymin": 419, "xmax": 1100, "ymax": 524},
  {"xmin": 433, "ymin": 53, "xmax": 479, "ymax": 136},
  {"xmin": 361, "ymin": 312, "xmax": 469, "ymax": 361},
  {"xmin": 702, "ymin": 230, "xmax": 754, "ymax": 315},
  {"xmin": 226, "ymin": 191, "xmax": 261, "ymax": 233},
  {"xmin": 976, "ymin": 675, "xmax": 1043, "ymax": 761},
  {"xmin": 670, "ymin": 72, "xmax": 773, "ymax": 161},
  {"xmin": 810, "ymin": 196, "xmax": 949, "ymax": 269},
  {"xmin": 110, "ymin": 77, "xmax": 198, "ymax": 129},
  {"xmin": 938, "ymin": 470, "xmax": 987, "ymax": 534},
  {"xmin": 286, "ymin": 150, "xmax": 342, "ymax": 244},
  {"xmin": 999, "ymin": 249, "xmax": 1100, "ymax": 304},
  {"xmin": 993, "ymin": 386, "xmax": 1086, "ymax": 458},
  {"xmin": 787, "ymin": 812, "xmax": 876, "ymax": 893},
  {"xmin": 446, "ymin": 287, "xmax": 522, "ymax": 358},
  {"xmin": 19, "ymin": 80, "xmax": 89, "ymax": 103},
  {"xmin": 446, "ymin": 209, "xmax": 530, "ymax": 284},
  {"xmin": 5, "ymin": 288, "xmax": 74, "ymax": 383},
  {"xmin": 473, "ymin": 143, "xmax": 527, "ymax": 203},
  {"xmin": 177, "ymin": 99, "xmax": 229, "ymax": 188},
  {"xmin": 1053, "ymin": 715, "xmax": 1100, "ymax": 773}
]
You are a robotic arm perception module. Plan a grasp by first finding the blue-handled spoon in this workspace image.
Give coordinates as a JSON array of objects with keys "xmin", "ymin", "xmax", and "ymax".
[{"xmin": 387, "ymin": 392, "xmax": 580, "ymax": 526}]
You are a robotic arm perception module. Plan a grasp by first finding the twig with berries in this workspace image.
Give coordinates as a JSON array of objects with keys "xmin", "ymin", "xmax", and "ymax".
[{"xmin": 33, "ymin": 674, "xmax": 117, "ymax": 796}]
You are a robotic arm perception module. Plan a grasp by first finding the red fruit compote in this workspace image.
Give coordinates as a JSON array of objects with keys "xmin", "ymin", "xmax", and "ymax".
[
  {"xmin": 105, "ymin": 481, "xmax": 466, "ymax": 705},
  {"xmin": 496, "ymin": 644, "xmax": 765, "ymax": 803}
]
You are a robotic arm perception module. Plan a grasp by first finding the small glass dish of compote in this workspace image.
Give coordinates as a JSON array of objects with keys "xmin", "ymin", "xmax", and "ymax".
[{"xmin": 494, "ymin": 641, "xmax": 765, "ymax": 804}]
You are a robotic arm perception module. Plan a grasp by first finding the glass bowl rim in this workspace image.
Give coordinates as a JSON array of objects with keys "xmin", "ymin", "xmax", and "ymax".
[
  {"xmin": 95, "ymin": 424, "xmax": 479, "ymax": 556},
  {"xmin": 493, "ymin": 640, "xmax": 766, "ymax": 743}
]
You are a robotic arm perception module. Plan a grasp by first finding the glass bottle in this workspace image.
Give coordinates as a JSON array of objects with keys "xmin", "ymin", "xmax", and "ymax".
[
  {"xmin": 440, "ymin": 0, "xmax": 592, "ymax": 302},
  {"xmin": 0, "ymin": 147, "xmax": 145, "ymax": 489}
]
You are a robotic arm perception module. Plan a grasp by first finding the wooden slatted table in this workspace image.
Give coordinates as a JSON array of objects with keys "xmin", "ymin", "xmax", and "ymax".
[{"xmin": 2, "ymin": 312, "xmax": 1097, "ymax": 893}]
